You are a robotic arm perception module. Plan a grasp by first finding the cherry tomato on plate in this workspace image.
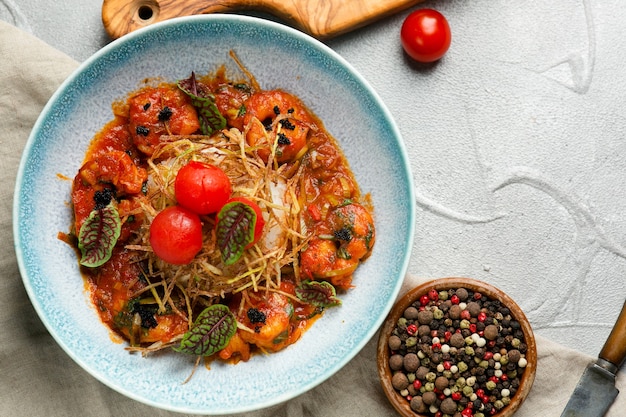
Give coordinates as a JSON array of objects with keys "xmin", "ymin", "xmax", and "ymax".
[
  {"xmin": 400, "ymin": 8, "xmax": 451, "ymax": 63},
  {"xmin": 224, "ymin": 196, "xmax": 266, "ymax": 248},
  {"xmin": 174, "ymin": 161, "xmax": 232, "ymax": 215},
  {"xmin": 149, "ymin": 205, "xmax": 203, "ymax": 265}
]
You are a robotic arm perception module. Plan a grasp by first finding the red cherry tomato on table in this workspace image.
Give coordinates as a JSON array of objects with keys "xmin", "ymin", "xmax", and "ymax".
[
  {"xmin": 400, "ymin": 9, "xmax": 451, "ymax": 63},
  {"xmin": 223, "ymin": 196, "xmax": 266, "ymax": 249},
  {"xmin": 149, "ymin": 205, "xmax": 203, "ymax": 265},
  {"xmin": 174, "ymin": 161, "xmax": 232, "ymax": 215}
]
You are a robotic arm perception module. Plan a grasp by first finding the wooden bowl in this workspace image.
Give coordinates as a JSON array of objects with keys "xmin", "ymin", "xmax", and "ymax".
[{"xmin": 377, "ymin": 278, "xmax": 537, "ymax": 417}]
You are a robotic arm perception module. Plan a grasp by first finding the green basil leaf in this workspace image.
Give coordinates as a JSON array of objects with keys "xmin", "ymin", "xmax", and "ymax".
[
  {"xmin": 78, "ymin": 203, "xmax": 122, "ymax": 268},
  {"xmin": 177, "ymin": 72, "xmax": 226, "ymax": 135},
  {"xmin": 173, "ymin": 304, "xmax": 236, "ymax": 356},
  {"xmin": 216, "ymin": 201, "xmax": 257, "ymax": 265},
  {"xmin": 296, "ymin": 280, "xmax": 342, "ymax": 308}
]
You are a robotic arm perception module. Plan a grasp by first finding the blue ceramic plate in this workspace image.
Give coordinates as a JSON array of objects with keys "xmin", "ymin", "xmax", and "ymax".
[{"xmin": 14, "ymin": 15, "xmax": 415, "ymax": 414}]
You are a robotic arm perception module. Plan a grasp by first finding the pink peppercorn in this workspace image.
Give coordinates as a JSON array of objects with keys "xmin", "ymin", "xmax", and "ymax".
[
  {"xmin": 469, "ymin": 323, "xmax": 477, "ymax": 333},
  {"xmin": 474, "ymin": 292, "xmax": 482, "ymax": 300},
  {"xmin": 420, "ymin": 294, "xmax": 430, "ymax": 306},
  {"xmin": 443, "ymin": 360, "xmax": 452, "ymax": 370},
  {"xmin": 407, "ymin": 324, "xmax": 418, "ymax": 335},
  {"xmin": 478, "ymin": 312, "xmax": 487, "ymax": 322},
  {"xmin": 428, "ymin": 289, "xmax": 439, "ymax": 301},
  {"xmin": 413, "ymin": 380, "xmax": 422, "ymax": 390},
  {"xmin": 444, "ymin": 330, "xmax": 452, "ymax": 341},
  {"xmin": 460, "ymin": 309, "xmax": 471, "ymax": 320},
  {"xmin": 483, "ymin": 351, "xmax": 494, "ymax": 360},
  {"xmin": 451, "ymin": 392, "xmax": 462, "ymax": 401},
  {"xmin": 451, "ymin": 294, "xmax": 460, "ymax": 304},
  {"xmin": 432, "ymin": 342, "xmax": 442, "ymax": 351},
  {"xmin": 462, "ymin": 407, "xmax": 474, "ymax": 417},
  {"xmin": 476, "ymin": 388, "xmax": 485, "ymax": 399}
]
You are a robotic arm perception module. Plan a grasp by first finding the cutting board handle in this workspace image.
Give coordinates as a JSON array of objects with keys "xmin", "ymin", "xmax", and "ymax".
[
  {"xmin": 102, "ymin": 0, "xmax": 425, "ymax": 40},
  {"xmin": 599, "ymin": 300, "xmax": 626, "ymax": 369}
]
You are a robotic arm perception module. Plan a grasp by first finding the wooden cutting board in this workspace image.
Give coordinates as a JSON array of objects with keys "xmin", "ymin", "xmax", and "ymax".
[{"xmin": 102, "ymin": 0, "xmax": 426, "ymax": 40}]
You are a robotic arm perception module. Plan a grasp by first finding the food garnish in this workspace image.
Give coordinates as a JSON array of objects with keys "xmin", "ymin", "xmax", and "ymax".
[{"xmin": 66, "ymin": 54, "xmax": 376, "ymax": 372}]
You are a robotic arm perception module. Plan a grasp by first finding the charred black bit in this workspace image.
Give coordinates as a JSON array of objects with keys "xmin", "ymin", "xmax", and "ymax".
[
  {"xmin": 273, "ymin": 105, "xmax": 281, "ymax": 115},
  {"xmin": 247, "ymin": 308, "xmax": 266, "ymax": 324},
  {"xmin": 236, "ymin": 105, "xmax": 246, "ymax": 118},
  {"xmin": 143, "ymin": 102, "xmax": 151, "ymax": 111},
  {"xmin": 158, "ymin": 106, "xmax": 173, "ymax": 122},
  {"xmin": 114, "ymin": 298, "xmax": 158, "ymax": 330},
  {"xmin": 93, "ymin": 188, "xmax": 114, "ymax": 210},
  {"xmin": 137, "ymin": 267, "xmax": 149, "ymax": 285},
  {"xmin": 262, "ymin": 117, "xmax": 273, "ymax": 131},
  {"xmin": 279, "ymin": 119, "xmax": 296, "ymax": 130},
  {"xmin": 334, "ymin": 227, "xmax": 352, "ymax": 242},
  {"xmin": 136, "ymin": 125, "xmax": 150, "ymax": 136},
  {"xmin": 277, "ymin": 133, "xmax": 291, "ymax": 145},
  {"xmin": 130, "ymin": 301, "xmax": 158, "ymax": 329},
  {"xmin": 287, "ymin": 108, "xmax": 295, "ymax": 114}
]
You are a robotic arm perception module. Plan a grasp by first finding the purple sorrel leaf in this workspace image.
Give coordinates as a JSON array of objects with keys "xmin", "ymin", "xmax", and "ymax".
[
  {"xmin": 296, "ymin": 280, "xmax": 342, "ymax": 308},
  {"xmin": 173, "ymin": 304, "xmax": 236, "ymax": 356},
  {"xmin": 78, "ymin": 203, "xmax": 121, "ymax": 268}
]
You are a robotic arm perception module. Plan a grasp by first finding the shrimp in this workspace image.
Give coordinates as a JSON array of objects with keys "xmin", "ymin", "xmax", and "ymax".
[
  {"xmin": 230, "ymin": 279, "xmax": 316, "ymax": 353},
  {"xmin": 235, "ymin": 291, "xmax": 293, "ymax": 352},
  {"xmin": 77, "ymin": 150, "xmax": 147, "ymax": 195},
  {"xmin": 87, "ymin": 248, "xmax": 189, "ymax": 345},
  {"xmin": 218, "ymin": 331, "xmax": 251, "ymax": 363},
  {"xmin": 128, "ymin": 85, "xmax": 200, "ymax": 156},
  {"xmin": 213, "ymin": 82, "xmax": 252, "ymax": 131},
  {"xmin": 220, "ymin": 281, "xmax": 318, "ymax": 360},
  {"xmin": 72, "ymin": 150, "xmax": 147, "ymax": 237},
  {"xmin": 243, "ymin": 90, "xmax": 313, "ymax": 163},
  {"xmin": 300, "ymin": 203, "xmax": 375, "ymax": 290}
]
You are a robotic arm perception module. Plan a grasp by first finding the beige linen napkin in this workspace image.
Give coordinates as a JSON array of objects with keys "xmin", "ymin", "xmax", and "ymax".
[{"xmin": 0, "ymin": 20, "xmax": 623, "ymax": 417}]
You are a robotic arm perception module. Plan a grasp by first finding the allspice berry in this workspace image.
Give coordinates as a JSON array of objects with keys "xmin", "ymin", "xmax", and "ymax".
[
  {"xmin": 410, "ymin": 396, "xmax": 428, "ymax": 413},
  {"xmin": 508, "ymin": 349, "xmax": 521, "ymax": 364},
  {"xmin": 466, "ymin": 301, "xmax": 481, "ymax": 317},
  {"xmin": 450, "ymin": 332, "xmax": 465, "ymax": 348},
  {"xmin": 392, "ymin": 372, "xmax": 409, "ymax": 390},
  {"xmin": 435, "ymin": 376, "xmax": 449, "ymax": 391},
  {"xmin": 404, "ymin": 353, "xmax": 420, "ymax": 372},
  {"xmin": 484, "ymin": 324, "xmax": 499, "ymax": 340},
  {"xmin": 422, "ymin": 391, "xmax": 437, "ymax": 405},
  {"xmin": 388, "ymin": 335, "xmax": 402, "ymax": 351},
  {"xmin": 440, "ymin": 397, "xmax": 458, "ymax": 415},
  {"xmin": 418, "ymin": 309, "xmax": 434, "ymax": 325},
  {"xmin": 449, "ymin": 304, "xmax": 462, "ymax": 320},
  {"xmin": 455, "ymin": 288, "xmax": 469, "ymax": 301},
  {"xmin": 404, "ymin": 306, "xmax": 420, "ymax": 320},
  {"xmin": 389, "ymin": 354, "xmax": 404, "ymax": 371}
]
